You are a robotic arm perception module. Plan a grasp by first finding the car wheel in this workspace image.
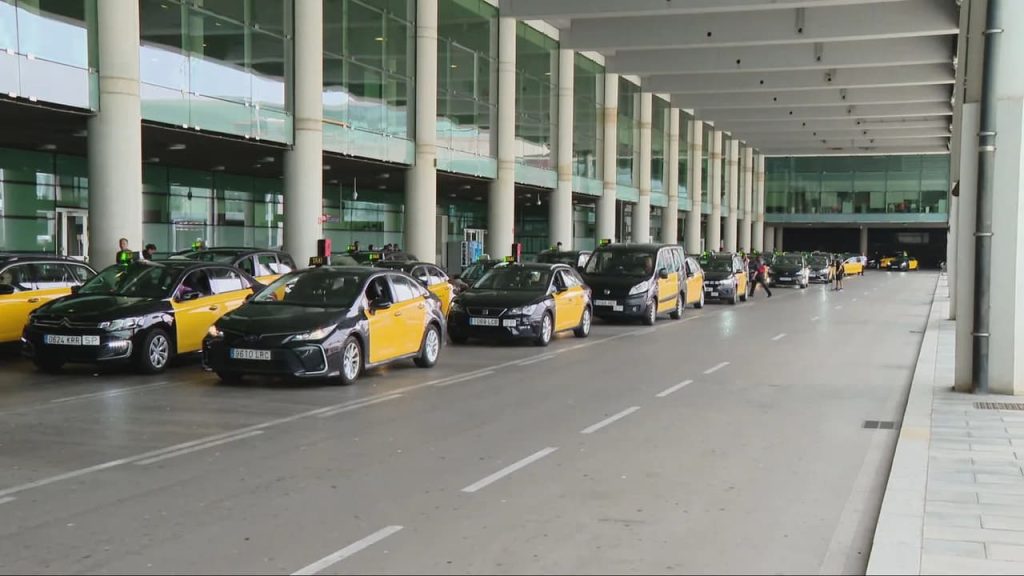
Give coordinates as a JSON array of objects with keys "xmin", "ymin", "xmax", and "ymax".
[
  {"xmin": 695, "ymin": 290, "xmax": 705, "ymax": 309},
  {"xmin": 135, "ymin": 328, "xmax": 171, "ymax": 374},
  {"xmin": 573, "ymin": 307, "xmax": 592, "ymax": 338},
  {"xmin": 670, "ymin": 294, "xmax": 684, "ymax": 319},
  {"xmin": 414, "ymin": 324, "xmax": 441, "ymax": 368},
  {"xmin": 216, "ymin": 371, "xmax": 242, "ymax": 384},
  {"xmin": 535, "ymin": 312, "xmax": 553, "ymax": 346},
  {"xmin": 33, "ymin": 356, "xmax": 64, "ymax": 373},
  {"xmin": 338, "ymin": 336, "xmax": 362, "ymax": 385},
  {"xmin": 643, "ymin": 298, "xmax": 657, "ymax": 326}
]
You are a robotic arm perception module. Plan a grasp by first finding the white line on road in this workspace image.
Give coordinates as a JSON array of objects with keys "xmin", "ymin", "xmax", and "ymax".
[
  {"xmin": 518, "ymin": 353, "xmax": 559, "ymax": 366},
  {"xmin": 292, "ymin": 526, "xmax": 404, "ymax": 575},
  {"xmin": 462, "ymin": 447, "xmax": 558, "ymax": 493},
  {"xmin": 0, "ymin": 497, "xmax": 15, "ymax": 506},
  {"xmin": 852, "ymin": 298, "xmax": 858, "ymax": 302},
  {"xmin": 771, "ymin": 333, "xmax": 787, "ymax": 341},
  {"xmin": 656, "ymin": 380, "xmax": 693, "ymax": 398},
  {"xmin": 317, "ymin": 394, "xmax": 403, "ymax": 417},
  {"xmin": 835, "ymin": 305, "xmax": 844, "ymax": 310},
  {"xmin": 704, "ymin": 361, "xmax": 730, "ymax": 375},
  {"xmin": 135, "ymin": 431, "xmax": 265, "ymax": 465},
  {"xmin": 581, "ymin": 406, "xmax": 641, "ymax": 434},
  {"xmin": 432, "ymin": 371, "xmax": 496, "ymax": 387},
  {"xmin": 811, "ymin": 316, "xmax": 820, "ymax": 321},
  {"xmin": 49, "ymin": 380, "xmax": 175, "ymax": 404}
]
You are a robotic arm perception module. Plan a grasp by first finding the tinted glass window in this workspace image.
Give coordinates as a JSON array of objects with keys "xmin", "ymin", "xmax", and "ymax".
[
  {"xmin": 80, "ymin": 264, "xmax": 183, "ymax": 299},
  {"xmin": 476, "ymin": 267, "xmax": 553, "ymax": 291},
  {"xmin": 585, "ymin": 250, "xmax": 656, "ymax": 277},
  {"xmin": 365, "ymin": 276, "xmax": 394, "ymax": 303},
  {"xmin": 32, "ymin": 263, "xmax": 75, "ymax": 288},
  {"xmin": 0, "ymin": 264, "xmax": 34, "ymax": 291},
  {"xmin": 410, "ymin": 266, "xmax": 430, "ymax": 284},
  {"xmin": 258, "ymin": 253, "xmax": 293, "ymax": 275},
  {"xmin": 254, "ymin": 271, "xmax": 364, "ymax": 308},
  {"xmin": 66, "ymin": 264, "xmax": 94, "ymax": 283},
  {"xmin": 176, "ymin": 270, "xmax": 213, "ymax": 299},
  {"xmin": 390, "ymin": 275, "xmax": 421, "ymax": 302},
  {"xmin": 427, "ymin": 266, "xmax": 447, "ymax": 285},
  {"xmin": 238, "ymin": 255, "xmax": 257, "ymax": 276},
  {"xmin": 208, "ymin": 268, "xmax": 248, "ymax": 294}
]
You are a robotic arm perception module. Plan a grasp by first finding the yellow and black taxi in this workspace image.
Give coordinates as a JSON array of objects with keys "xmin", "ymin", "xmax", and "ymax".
[
  {"xmin": 702, "ymin": 252, "xmax": 750, "ymax": 305},
  {"xmin": 581, "ymin": 243, "xmax": 686, "ymax": 325},
  {"xmin": 171, "ymin": 247, "xmax": 297, "ymax": 284},
  {"xmin": 203, "ymin": 266, "xmax": 445, "ymax": 384},
  {"xmin": 372, "ymin": 260, "xmax": 455, "ymax": 316},
  {"xmin": 842, "ymin": 254, "xmax": 865, "ymax": 276},
  {"xmin": 807, "ymin": 253, "xmax": 834, "ymax": 284},
  {"xmin": 350, "ymin": 250, "xmax": 418, "ymax": 265},
  {"xmin": 22, "ymin": 260, "xmax": 258, "ymax": 373},
  {"xmin": 447, "ymin": 263, "xmax": 591, "ymax": 346},
  {"xmin": 771, "ymin": 253, "xmax": 810, "ymax": 289},
  {"xmin": 536, "ymin": 249, "xmax": 593, "ymax": 270},
  {"xmin": 0, "ymin": 253, "xmax": 97, "ymax": 344},
  {"xmin": 890, "ymin": 255, "xmax": 919, "ymax": 271}
]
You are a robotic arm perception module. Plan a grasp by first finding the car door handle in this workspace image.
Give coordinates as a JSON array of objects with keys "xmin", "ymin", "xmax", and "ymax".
[
  {"xmin": 27, "ymin": 297, "xmax": 40, "ymax": 303},
  {"xmin": 418, "ymin": 303, "xmax": 425, "ymax": 309},
  {"xmin": 208, "ymin": 305, "xmax": 219, "ymax": 311},
  {"xmin": 394, "ymin": 311, "xmax": 403, "ymax": 317}
]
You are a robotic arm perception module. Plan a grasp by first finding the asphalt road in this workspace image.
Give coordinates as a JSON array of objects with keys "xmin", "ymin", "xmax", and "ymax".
[{"xmin": 0, "ymin": 270, "xmax": 938, "ymax": 575}]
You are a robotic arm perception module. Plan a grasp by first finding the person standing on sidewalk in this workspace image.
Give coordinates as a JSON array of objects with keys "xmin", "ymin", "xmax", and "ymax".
[
  {"xmin": 749, "ymin": 256, "xmax": 772, "ymax": 299},
  {"xmin": 835, "ymin": 258, "xmax": 846, "ymax": 291}
]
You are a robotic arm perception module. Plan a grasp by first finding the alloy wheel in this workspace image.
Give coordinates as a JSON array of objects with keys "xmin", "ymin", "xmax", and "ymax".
[{"xmin": 149, "ymin": 334, "xmax": 169, "ymax": 369}]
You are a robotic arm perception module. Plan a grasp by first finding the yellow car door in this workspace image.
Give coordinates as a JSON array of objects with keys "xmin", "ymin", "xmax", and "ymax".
[
  {"xmin": 429, "ymin": 281, "xmax": 452, "ymax": 317},
  {"xmin": 688, "ymin": 270, "xmax": 704, "ymax": 305},
  {"xmin": 389, "ymin": 274, "xmax": 429, "ymax": 356},
  {"xmin": 171, "ymin": 268, "xmax": 251, "ymax": 354},
  {"xmin": 365, "ymin": 276, "xmax": 402, "ymax": 363},
  {"xmin": 555, "ymin": 269, "xmax": 587, "ymax": 331},
  {"xmin": 172, "ymin": 293, "xmax": 219, "ymax": 355},
  {"xmin": 656, "ymin": 250, "xmax": 679, "ymax": 312},
  {"xmin": 0, "ymin": 263, "xmax": 39, "ymax": 343}
]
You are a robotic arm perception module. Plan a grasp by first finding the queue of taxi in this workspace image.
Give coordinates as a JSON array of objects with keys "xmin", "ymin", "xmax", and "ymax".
[{"xmin": 4, "ymin": 240, "xmax": 888, "ymax": 385}]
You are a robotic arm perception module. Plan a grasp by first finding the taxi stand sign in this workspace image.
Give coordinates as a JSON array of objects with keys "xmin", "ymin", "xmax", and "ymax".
[{"xmin": 599, "ymin": 238, "xmax": 613, "ymax": 247}]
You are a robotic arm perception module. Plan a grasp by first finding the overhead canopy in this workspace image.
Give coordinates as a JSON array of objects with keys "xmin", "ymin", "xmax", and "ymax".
[{"xmin": 505, "ymin": 0, "xmax": 958, "ymax": 156}]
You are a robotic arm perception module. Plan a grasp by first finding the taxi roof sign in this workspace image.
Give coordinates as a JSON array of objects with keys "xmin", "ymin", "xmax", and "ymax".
[
  {"xmin": 308, "ymin": 256, "xmax": 328, "ymax": 267},
  {"xmin": 599, "ymin": 238, "xmax": 612, "ymax": 247}
]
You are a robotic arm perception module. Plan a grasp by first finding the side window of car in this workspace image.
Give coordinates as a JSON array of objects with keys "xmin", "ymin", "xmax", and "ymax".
[
  {"xmin": 175, "ymin": 270, "xmax": 213, "ymax": 300},
  {"xmin": 31, "ymin": 263, "xmax": 74, "ymax": 289},
  {"xmin": 389, "ymin": 275, "xmax": 421, "ymax": 302},
  {"xmin": 208, "ymin": 268, "xmax": 249, "ymax": 294},
  {"xmin": 237, "ymin": 256, "xmax": 257, "ymax": 276},
  {"xmin": 66, "ymin": 264, "xmax": 94, "ymax": 284},
  {"xmin": 427, "ymin": 266, "xmax": 448, "ymax": 285},
  {"xmin": 411, "ymin": 266, "xmax": 430, "ymax": 285},
  {"xmin": 655, "ymin": 250, "xmax": 669, "ymax": 274},
  {"xmin": 0, "ymin": 264, "xmax": 35, "ymax": 291},
  {"xmin": 365, "ymin": 276, "xmax": 395, "ymax": 304},
  {"xmin": 672, "ymin": 249, "xmax": 683, "ymax": 273}
]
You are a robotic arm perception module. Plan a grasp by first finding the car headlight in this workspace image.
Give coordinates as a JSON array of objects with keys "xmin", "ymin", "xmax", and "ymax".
[
  {"xmin": 628, "ymin": 280, "xmax": 651, "ymax": 295},
  {"xmin": 450, "ymin": 301, "xmax": 464, "ymax": 313},
  {"xmin": 99, "ymin": 317, "xmax": 144, "ymax": 331},
  {"xmin": 508, "ymin": 304, "xmax": 538, "ymax": 316},
  {"xmin": 286, "ymin": 324, "xmax": 337, "ymax": 343},
  {"xmin": 207, "ymin": 325, "xmax": 223, "ymax": 338}
]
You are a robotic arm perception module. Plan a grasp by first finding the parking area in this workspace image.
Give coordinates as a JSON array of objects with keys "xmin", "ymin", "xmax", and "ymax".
[{"xmin": 0, "ymin": 271, "xmax": 936, "ymax": 574}]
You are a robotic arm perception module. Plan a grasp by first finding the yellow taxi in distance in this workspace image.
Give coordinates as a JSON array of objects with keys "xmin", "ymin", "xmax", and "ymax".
[
  {"xmin": 22, "ymin": 261, "xmax": 258, "ymax": 373},
  {"xmin": 891, "ymin": 256, "xmax": 919, "ymax": 271},
  {"xmin": 0, "ymin": 254, "xmax": 97, "ymax": 344},
  {"xmin": 171, "ymin": 247, "xmax": 296, "ymax": 284},
  {"xmin": 373, "ymin": 260, "xmax": 455, "ymax": 316},
  {"xmin": 842, "ymin": 256, "xmax": 865, "ymax": 277},
  {"xmin": 682, "ymin": 256, "xmax": 706, "ymax": 309},
  {"xmin": 204, "ymin": 266, "xmax": 445, "ymax": 384}
]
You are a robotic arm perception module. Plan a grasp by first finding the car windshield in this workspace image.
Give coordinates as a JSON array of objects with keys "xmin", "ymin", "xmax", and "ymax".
[
  {"xmin": 253, "ymin": 270, "xmax": 363, "ymax": 307},
  {"xmin": 462, "ymin": 262, "xmax": 494, "ymax": 283},
  {"xmin": 474, "ymin": 267, "xmax": 552, "ymax": 291},
  {"xmin": 79, "ymin": 264, "xmax": 180, "ymax": 299},
  {"xmin": 174, "ymin": 251, "xmax": 239, "ymax": 264},
  {"xmin": 584, "ymin": 250, "xmax": 656, "ymax": 276},
  {"xmin": 537, "ymin": 252, "xmax": 577, "ymax": 266},
  {"xmin": 705, "ymin": 258, "xmax": 734, "ymax": 273},
  {"xmin": 809, "ymin": 256, "xmax": 829, "ymax": 268},
  {"xmin": 778, "ymin": 255, "xmax": 804, "ymax": 267}
]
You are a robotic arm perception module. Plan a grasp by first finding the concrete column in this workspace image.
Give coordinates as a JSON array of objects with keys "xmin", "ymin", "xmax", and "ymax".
[
  {"xmin": 986, "ymin": 0, "xmax": 1024, "ymax": 394},
  {"xmin": 753, "ymin": 153, "xmax": 765, "ymax": 252},
  {"xmin": 404, "ymin": 0, "xmax": 438, "ymax": 263},
  {"xmin": 724, "ymin": 139, "xmax": 739, "ymax": 252},
  {"xmin": 739, "ymin": 146, "xmax": 753, "ymax": 252},
  {"xmin": 550, "ymin": 48, "xmax": 574, "ymax": 249},
  {"xmin": 685, "ymin": 119, "xmax": 703, "ymax": 254},
  {"xmin": 87, "ymin": 0, "xmax": 141, "ymax": 265},
  {"xmin": 633, "ymin": 92, "xmax": 653, "ymax": 243},
  {"xmin": 282, "ymin": 0, "xmax": 324, "ymax": 265},
  {"xmin": 707, "ymin": 130, "xmax": 723, "ymax": 253},
  {"xmin": 487, "ymin": 17, "xmax": 516, "ymax": 258},
  {"xmin": 597, "ymin": 73, "xmax": 618, "ymax": 242},
  {"xmin": 764, "ymin": 225, "xmax": 776, "ymax": 253},
  {"xmin": 859, "ymin": 227, "xmax": 869, "ymax": 257},
  {"xmin": 662, "ymin": 108, "xmax": 680, "ymax": 244},
  {"xmin": 775, "ymin": 226, "xmax": 784, "ymax": 252},
  {"xmin": 955, "ymin": 103, "xmax": 979, "ymax": 392}
]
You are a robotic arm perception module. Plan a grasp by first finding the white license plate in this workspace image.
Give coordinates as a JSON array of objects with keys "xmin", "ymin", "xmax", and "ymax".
[
  {"xmin": 469, "ymin": 317, "xmax": 500, "ymax": 327},
  {"xmin": 502, "ymin": 319, "xmax": 517, "ymax": 327},
  {"xmin": 594, "ymin": 299, "xmax": 617, "ymax": 307},
  {"xmin": 613, "ymin": 305, "xmax": 623, "ymax": 312},
  {"xmin": 710, "ymin": 291, "xmax": 719, "ymax": 297},
  {"xmin": 44, "ymin": 334, "xmax": 99, "ymax": 346},
  {"xmin": 230, "ymin": 348, "xmax": 272, "ymax": 361},
  {"xmin": 780, "ymin": 277, "xmax": 791, "ymax": 281}
]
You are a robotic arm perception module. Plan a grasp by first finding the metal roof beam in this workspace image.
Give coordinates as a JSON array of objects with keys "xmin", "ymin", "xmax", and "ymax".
[
  {"xmin": 503, "ymin": 0, "xmax": 909, "ymax": 20},
  {"xmin": 698, "ymin": 102, "xmax": 953, "ymax": 122},
  {"xmin": 674, "ymin": 85, "xmax": 952, "ymax": 109},
  {"xmin": 648, "ymin": 64, "xmax": 954, "ymax": 94}
]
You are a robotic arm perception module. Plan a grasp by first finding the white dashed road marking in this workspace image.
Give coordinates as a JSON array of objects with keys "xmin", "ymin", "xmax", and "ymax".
[
  {"xmin": 580, "ymin": 406, "xmax": 641, "ymax": 434},
  {"xmin": 291, "ymin": 526, "xmax": 404, "ymax": 575},
  {"xmin": 462, "ymin": 447, "xmax": 559, "ymax": 493},
  {"xmin": 704, "ymin": 362, "xmax": 730, "ymax": 375},
  {"xmin": 656, "ymin": 380, "xmax": 693, "ymax": 398},
  {"xmin": 772, "ymin": 333, "xmax": 787, "ymax": 341},
  {"xmin": 135, "ymin": 431, "xmax": 265, "ymax": 466}
]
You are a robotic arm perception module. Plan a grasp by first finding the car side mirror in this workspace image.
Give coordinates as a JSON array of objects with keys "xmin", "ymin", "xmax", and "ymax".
[
  {"xmin": 658, "ymin": 268, "xmax": 669, "ymax": 280},
  {"xmin": 555, "ymin": 282, "xmax": 568, "ymax": 293},
  {"xmin": 0, "ymin": 284, "xmax": 14, "ymax": 296},
  {"xmin": 178, "ymin": 290, "xmax": 202, "ymax": 302},
  {"xmin": 370, "ymin": 298, "xmax": 392, "ymax": 311},
  {"xmin": 244, "ymin": 293, "xmax": 254, "ymax": 302},
  {"xmin": 70, "ymin": 285, "xmax": 81, "ymax": 295},
  {"xmin": 417, "ymin": 278, "xmax": 429, "ymax": 287}
]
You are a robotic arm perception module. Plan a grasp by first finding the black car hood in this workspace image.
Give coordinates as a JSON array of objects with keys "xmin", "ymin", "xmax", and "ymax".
[
  {"xmin": 703, "ymin": 270, "xmax": 735, "ymax": 282},
  {"xmin": 456, "ymin": 290, "xmax": 546, "ymax": 308},
  {"xmin": 773, "ymin": 265, "xmax": 804, "ymax": 274},
  {"xmin": 217, "ymin": 303, "xmax": 350, "ymax": 334},
  {"xmin": 35, "ymin": 294, "xmax": 167, "ymax": 322}
]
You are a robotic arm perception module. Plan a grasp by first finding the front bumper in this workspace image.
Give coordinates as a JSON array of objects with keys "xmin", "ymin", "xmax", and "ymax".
[
  {"xmin": 773, "ymin": 274, "xmax": 805, "ymax": 285},
  {"xmin": 702, "ymin": 282, "xmax": 738, "ymax": 301},
  {"xmin": 590, "ymin": 293, "xmax": 648, "ymax": 318},
  {"xmin": 203, "ymin": 338, "xmax": 333, "ymax": 377},
  {"xmin": 447, "ymin": 311, "xmax": 543, "ymax": 340},
  {"xmin": 22, "ymin": 325, "xmax": 138, "ymax": 364}
]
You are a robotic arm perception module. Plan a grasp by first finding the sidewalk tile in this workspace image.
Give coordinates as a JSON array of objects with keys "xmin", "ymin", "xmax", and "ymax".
[
  {"xmin": 925, "ymin": 511, "xmax": 981, "ymax": 528},
  {"xmin": 920, "ymin": 554, "xmax": 1024, "ymax": 575},
  {"xmin": 922, "ymin": 539, "xmax": 986, "ymax": 559},
  {"xmin": 987, "ymin": 543, "xmax": 1024, "ymax": 562},
  {"xmin": 981, "ymin": 515, "xmax": 1024, "ymax": 531},
  {"xmin": 925, "ymin": 525, "xmax": 1024, "ymax": 546}
]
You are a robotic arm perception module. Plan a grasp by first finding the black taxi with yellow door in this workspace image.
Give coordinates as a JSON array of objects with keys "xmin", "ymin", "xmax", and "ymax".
[
  {"xmin": 170, "ymin": 247, "xmax": 297, "ymax": 284},
  {"xmin": 372, "ymin": 260, "xmax": 455, "ymax": 317},
  {"xmin": 447, "ymin": 262, "xmax": 592, "ymax": 346},
  {"xmin": 203, "ymin": 266, "xmax": 445, "ymax": 385},
  {"xmin": 581, "ymin": 243, "xmax": 687, "ymax": 325},
  {"xmin": 22, "ymin": 260, "xmax": 258, "ymax": 373}
]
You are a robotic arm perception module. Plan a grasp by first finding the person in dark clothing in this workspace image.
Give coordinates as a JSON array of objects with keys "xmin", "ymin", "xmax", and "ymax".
[
  {"xmin": 749, "ymin": 256, "xmax": 772, "ymax": 298},
  {"xmin": 143, "ymin": 244, "xmax": 157, "ymax": 260},
  {"xmin": 835, "ymin": 258, "xmax": 846, "ymax": 290}
]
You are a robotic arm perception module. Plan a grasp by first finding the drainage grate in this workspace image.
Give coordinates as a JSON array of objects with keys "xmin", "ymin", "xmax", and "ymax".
[
  {"xmin": 974, "ymin": 402, "xmax": 1024, "ymax": 411},
  {"xmin": 864, "ymin": 420, "xmax": 898, "ymax": 429}
]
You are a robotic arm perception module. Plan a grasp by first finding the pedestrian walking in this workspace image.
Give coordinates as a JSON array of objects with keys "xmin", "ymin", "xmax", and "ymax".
[
  {"xmin": 834, "ymin": 258, "xmax": 846, "ymax": 291},
  {"xmin": 749, "ymin": 256, "xmax": 772, "ymax": 298}
]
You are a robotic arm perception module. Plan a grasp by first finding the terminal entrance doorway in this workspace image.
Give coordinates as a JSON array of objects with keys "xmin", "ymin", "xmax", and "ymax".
[{"xmin": 56, "ymin": 208, "xmax": 88, "ymax": 261}]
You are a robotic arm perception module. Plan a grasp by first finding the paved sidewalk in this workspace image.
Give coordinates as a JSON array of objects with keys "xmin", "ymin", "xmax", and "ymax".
[{"xmin": 868, "ymin": 275, "xmax": 1024, "ymax": 575}]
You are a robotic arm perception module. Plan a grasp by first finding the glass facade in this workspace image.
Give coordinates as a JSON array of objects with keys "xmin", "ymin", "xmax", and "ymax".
[
  {"xmin": 139, "ymin": 0, "xmax": 292, "ymax": 143},
  {"xmin": 765, "ymin": 155, "xmax": 950, "ymax": 215},
  {"xmin": 0, "ymin": 148, "xmax": 88, "ymax": 252},
  {"xmin": 323, "ymin": 0, "xmax": 414, "ymax": 163},
  {"xmin": 700, "ymin": 123, "xmax": 710, "ymax": 214},
  {"xmin": 436, "ymin": 0, "xmax": 497, "ymax": 177},
  {"xmin": 571, "ymin": 54, "xmax": 603, "ymax": 196},
  {"xmin": 721, "ymin": 135, "xmax": 730, "ymax": 213},
  {"xmin": 651, "ymin": 96, "xmax": 668, "ymax": 194},
  {"xmin": 323, "ymin": 186, "xmax": 405, "ymax": 249},
  {"xmin": 0, "ymin": 0, "xmax": 96, "ymax": 110},
  {"xmin": 514, "ymin": 22, "xmax": 556, "ymax": 187},
  {"xmin": 679, "ymin": 112, "xmax": 690, "ymax": 208},
  {"xmin": 616, "ymin": 77, "xmax": 639, "ymax": 187}
]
